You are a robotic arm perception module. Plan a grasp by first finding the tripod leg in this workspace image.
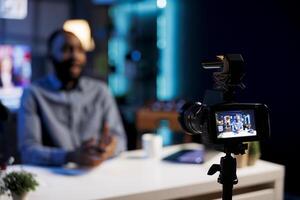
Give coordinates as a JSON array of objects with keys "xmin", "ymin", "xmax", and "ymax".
[
  {"xmin": 220, "ymin": 153, "xmax": 238, "ymax": 200},
  {"xmin": 208, "ymin": 151, "xmax": 240, "ymax": 200},
  {"xmin": 223, "ymin": 183, "xmax": 233, "ymax": 200}
]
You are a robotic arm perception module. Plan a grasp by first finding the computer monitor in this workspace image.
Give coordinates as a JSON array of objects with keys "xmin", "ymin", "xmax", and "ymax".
[{"xmin": 0, "ymin": 44, "xmax": 31, "ymax": 110}]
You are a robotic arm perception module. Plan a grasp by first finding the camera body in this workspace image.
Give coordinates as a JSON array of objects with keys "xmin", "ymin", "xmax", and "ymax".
[
  {"xmin": 179, "ymin": 102, "xmax": 270, "ymax": 145},
  {"xmin": 178, "ymin": 54, "xmax": 270, "ymax": 147}
]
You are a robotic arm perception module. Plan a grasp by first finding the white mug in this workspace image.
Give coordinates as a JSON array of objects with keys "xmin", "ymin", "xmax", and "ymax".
[{"xmin": 142, "ymin": 133, "xmax": 163, "ymax": 159}]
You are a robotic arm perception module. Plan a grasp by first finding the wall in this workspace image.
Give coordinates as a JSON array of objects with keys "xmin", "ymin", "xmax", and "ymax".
[
  {"xmin": 0, "ymin": 0, "xmax": 72, "ymax": 163},
  {"xmin": 175, "ymin": 0, "xmax": 300, "ymax": 195},
  {"xmin": 0, "ymin": 0, "xmax": 71, "ymax": 79}
]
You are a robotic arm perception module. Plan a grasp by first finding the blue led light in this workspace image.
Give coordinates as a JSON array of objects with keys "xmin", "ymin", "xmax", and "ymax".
[
  {"xmin": 156, "ymin": 1, "xmax": 178, "ymax": 100},
  {"xmin": 131, "ymin": 50, "xmax": 141, "ymax": 62}
]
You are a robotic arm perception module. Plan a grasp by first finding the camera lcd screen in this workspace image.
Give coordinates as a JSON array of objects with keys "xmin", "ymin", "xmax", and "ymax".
[{"xmin": 215, "ymin": 110, "xmax": 257, "ymax": 139}]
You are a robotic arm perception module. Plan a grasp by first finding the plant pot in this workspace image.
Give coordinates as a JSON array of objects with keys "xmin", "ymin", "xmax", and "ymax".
[
  {"xmin": 0, "ymin": 193, "xmax": 10, "ymax": 200},
  {"xmin": 11, "ymin": 193, "xmax": 28, "ymax": 200},
  {"xmin": 248, "ymin": 153, "xmax": 261, "ymax": 166},
  {"xmin": 235, "ymin": 153, "xmax": 249, "ymax": 168},
  {"xmin": 247, "ymin": 141, "xmax": 261, "ymax": 166}
]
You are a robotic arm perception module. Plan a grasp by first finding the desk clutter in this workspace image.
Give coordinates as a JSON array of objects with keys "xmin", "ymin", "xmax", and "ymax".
[
  {"xmin": 162, "ymin": 149, "xmax": 205, "ymax": 164},
  {"xmin": 136, "ymin": 100, "xmax": 261, "ymax": 169}
]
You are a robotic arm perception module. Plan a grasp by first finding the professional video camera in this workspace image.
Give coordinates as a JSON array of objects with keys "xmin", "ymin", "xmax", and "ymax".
[
  {"xmin": 178, "ymin": 54, "xmax": 270, "ymax": 200},
  {"xmin": 179, "ymin": 102, "xmax": 270, "ymax": 146},
  {"xmin": 179, "ymin": 54, "xmax": 270, "ymax": 146}
]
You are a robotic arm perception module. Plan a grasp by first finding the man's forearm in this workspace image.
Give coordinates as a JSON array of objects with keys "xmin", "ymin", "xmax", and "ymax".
[
  {"xmin": 21, "ymin": 145, "xmax": 67, "ymax": 166},
  {"xmin": 114, "ymin": 134, "xmax": 127, "ymax": 155}
]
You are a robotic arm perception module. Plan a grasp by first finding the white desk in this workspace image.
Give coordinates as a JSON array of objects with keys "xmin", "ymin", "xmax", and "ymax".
[{"xmin": 6, "ymin": 143, "xmax": 284, "ymax": 200}]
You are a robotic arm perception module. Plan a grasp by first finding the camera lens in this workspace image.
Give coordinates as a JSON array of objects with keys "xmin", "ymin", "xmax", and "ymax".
[{"xmin": 178, "ymin": 102, "xmax": 207, "ymax": 135}]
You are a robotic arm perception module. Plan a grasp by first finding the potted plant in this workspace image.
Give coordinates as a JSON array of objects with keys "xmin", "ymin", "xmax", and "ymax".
[
  {"xmin": 0, "ymin": 177, "xmax": 7, "ymax": 198},
  {"xmin": 2, "ymin": 171, "xmax": 39, "ymax": 200},
  {"xmin": 234, "ymin": 143, "xmax": 249, "ymax": 168},
  {"xmin": 1, "ymin": 166, "xmax": 8, "ymax": 199},
  {"xmin": 247, "ymin": 141, "xmax": 261, "ymax": 166}
]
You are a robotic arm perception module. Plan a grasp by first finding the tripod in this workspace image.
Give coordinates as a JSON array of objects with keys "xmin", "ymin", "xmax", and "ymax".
[
  {"xmin": 203, "ymin": 54, "xmax": 246, "ymax": 200},
  {"xmin": 208, "ymin": 143, "xmax": 248, "ymax": 200}
]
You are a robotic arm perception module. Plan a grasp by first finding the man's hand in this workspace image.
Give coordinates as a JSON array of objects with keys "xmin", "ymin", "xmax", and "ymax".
[
  {"xmin": 66, "ymin": 138, "xmax": 104, "ymax": 167},
  {"xmin": 66, "ymin": 123, "xmax": 118, "ymax": 167},
  {"xmin": 98, "ymin": 123, "xmax": 117, "ymax": 160}
]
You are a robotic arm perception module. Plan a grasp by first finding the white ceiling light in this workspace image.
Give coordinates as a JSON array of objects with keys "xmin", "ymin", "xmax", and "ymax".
[{"xmin": 63, "ymin": 19, "xmax": 95, "ymax": 52}]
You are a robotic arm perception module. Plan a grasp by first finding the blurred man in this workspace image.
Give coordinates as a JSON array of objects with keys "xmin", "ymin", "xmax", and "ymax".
[
  {"xmin": 18, "ymin": 29, "xmax": 127, "ymax": 166},
  {"xmin": 232, "ymin": 114, "xmax": 243, "ymax": 134}
]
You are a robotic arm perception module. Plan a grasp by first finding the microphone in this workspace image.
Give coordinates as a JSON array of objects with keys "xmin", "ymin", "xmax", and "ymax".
[
  {"xmin": 202, "ymin": 61, "xmax": 223, "ymax": 69},
  {"xmin": 201, "ymin": 55, "xmax": 225, "ymax": 69}
]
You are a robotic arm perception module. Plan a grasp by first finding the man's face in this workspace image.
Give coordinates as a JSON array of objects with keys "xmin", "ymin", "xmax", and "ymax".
[{"xmin": 50, "ymin": 32, "xmax": 86, "ymax": 82}]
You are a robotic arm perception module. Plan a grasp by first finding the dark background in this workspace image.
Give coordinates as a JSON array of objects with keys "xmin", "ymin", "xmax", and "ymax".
[{"xmin": 175, "ymin": 0, "xmax": 300, "ymax": 195}]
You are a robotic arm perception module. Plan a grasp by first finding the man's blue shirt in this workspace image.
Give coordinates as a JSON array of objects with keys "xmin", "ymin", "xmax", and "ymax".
[{"xmin": 18, "ymin": 74, "xmax": 127, "ymax": 166}]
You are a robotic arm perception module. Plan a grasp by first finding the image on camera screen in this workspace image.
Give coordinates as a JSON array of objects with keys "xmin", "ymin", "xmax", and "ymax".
[{"xmin": 215, "ymin": 110, "xmax": 257, "ymax": 139}]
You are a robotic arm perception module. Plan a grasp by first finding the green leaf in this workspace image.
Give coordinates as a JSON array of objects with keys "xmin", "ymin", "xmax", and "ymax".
[{"xmin": 3, "ymin": 171, "xmax": 39, "ymax": 196}]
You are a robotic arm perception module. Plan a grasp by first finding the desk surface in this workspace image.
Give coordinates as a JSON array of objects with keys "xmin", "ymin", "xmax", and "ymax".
[{"xmin": 6, "ymin": 144, "xmax": 284, "ymax": 200}]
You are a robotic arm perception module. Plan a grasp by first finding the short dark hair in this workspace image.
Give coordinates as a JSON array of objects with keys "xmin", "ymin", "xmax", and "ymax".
[{"xmin": 47, "ymin": 29, "xmax": 77, "ymax": 54}]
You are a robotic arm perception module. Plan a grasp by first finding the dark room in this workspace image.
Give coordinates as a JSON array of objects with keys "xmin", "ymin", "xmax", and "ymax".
[{"xmin": 0, "ymin": 0, "xmax": 299, "ymax": 200}]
